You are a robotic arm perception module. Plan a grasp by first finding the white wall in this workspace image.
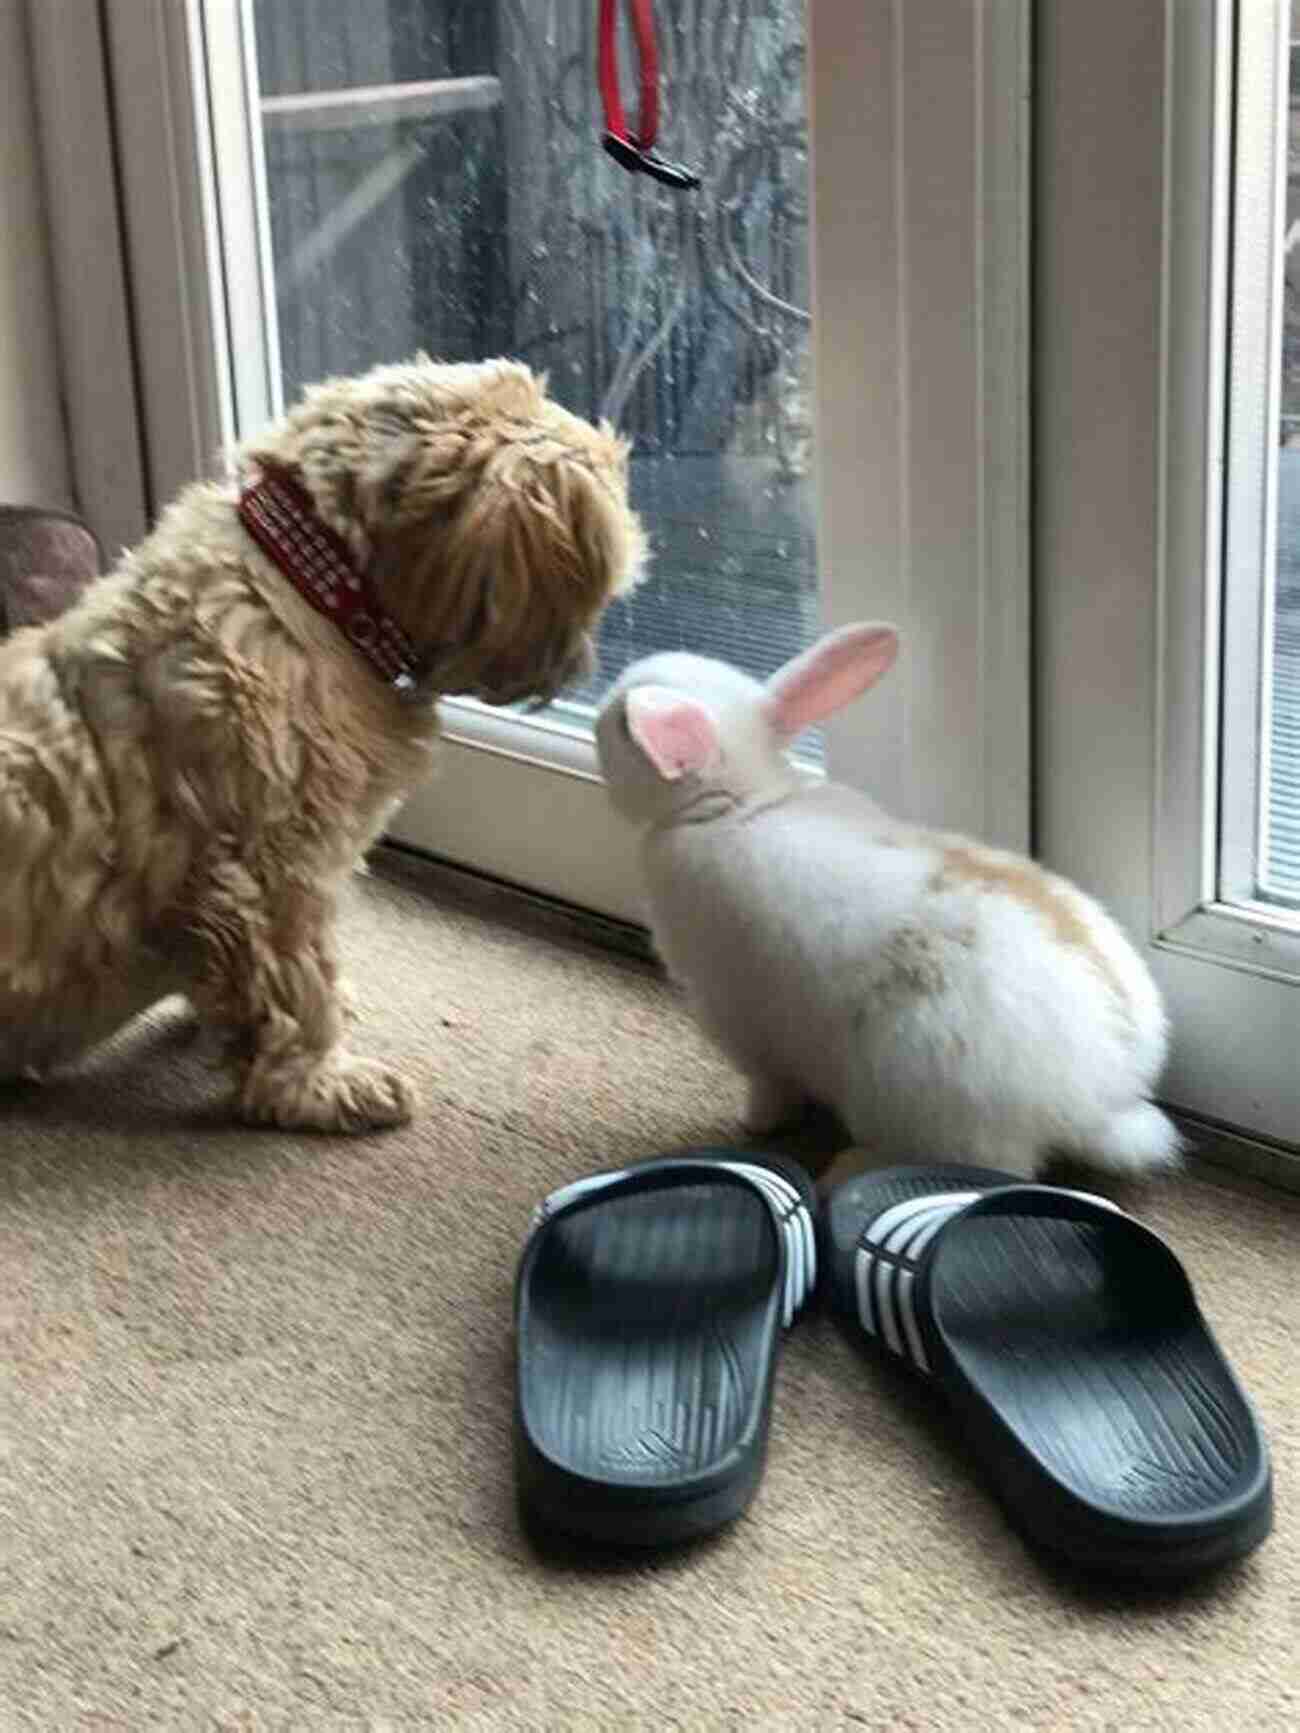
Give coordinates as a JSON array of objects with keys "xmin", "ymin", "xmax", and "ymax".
[{"xmin": 0, "ymin": 0, "xmax": 72, "ymax": 508}]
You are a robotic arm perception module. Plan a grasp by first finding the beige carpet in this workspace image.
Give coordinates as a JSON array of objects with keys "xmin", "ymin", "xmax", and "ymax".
[{"xmin": 1, "ymin": 850, "xmax": 1296, "ymax": 1729}]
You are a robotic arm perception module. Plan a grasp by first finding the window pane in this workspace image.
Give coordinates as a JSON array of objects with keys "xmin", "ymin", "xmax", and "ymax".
[
  {"xmin": 249, "ymin": 0, "xmax": 816, "ymax": 737},
  {"xmin": 1267, "ymin": 4, "xmax": 1300, "ymax": 901}
]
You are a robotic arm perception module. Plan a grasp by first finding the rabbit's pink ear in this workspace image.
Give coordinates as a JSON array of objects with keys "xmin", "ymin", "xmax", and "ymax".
[
  {"xmin": 764, "ymin": 623, "xmax": 899, "ymax": 737},
  {"xmin": 625, "ymin": 686, "xmax": 720, "ymax": 781}
]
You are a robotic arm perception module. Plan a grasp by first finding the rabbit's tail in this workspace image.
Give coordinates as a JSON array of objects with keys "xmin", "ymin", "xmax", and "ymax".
[{"xmin": 1083, "ymin": 1101, "xmax": 1183, "ymax": 1176}]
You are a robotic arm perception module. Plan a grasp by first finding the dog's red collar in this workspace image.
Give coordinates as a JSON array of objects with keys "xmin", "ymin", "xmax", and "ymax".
[{"xmin": 238, "ymin": 466, "xmax": 420, "ymax": 687}]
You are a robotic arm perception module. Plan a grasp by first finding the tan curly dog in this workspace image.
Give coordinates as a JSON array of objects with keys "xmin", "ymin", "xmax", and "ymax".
[{"xmin": 0, "ymin": 357, "xmax": 645, "ymax": 1130}]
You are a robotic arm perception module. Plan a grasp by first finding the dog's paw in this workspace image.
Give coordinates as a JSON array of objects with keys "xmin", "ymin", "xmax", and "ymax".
[
  {"xmin": 326, "ymin": 1058, "xmax": 414, "ymax": 1131},
  {"xmin": 241, "ymin": 1055, "xmax": 415, "ymax": 1134}
]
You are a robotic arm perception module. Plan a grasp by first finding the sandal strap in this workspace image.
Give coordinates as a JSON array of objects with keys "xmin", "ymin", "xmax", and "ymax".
[
  {"xmin": 532, "ymin": 1157, "xmax": 816, "ymax": 1327},
  {"xmin": 854, "ymin": 1183, "xmax": 1126, "ymax": 1373}
]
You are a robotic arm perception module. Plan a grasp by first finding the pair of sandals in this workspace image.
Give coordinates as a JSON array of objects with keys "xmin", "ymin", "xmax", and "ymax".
[{"xmin": 515, "ymin": 1152, "xmax": 1272, "ymax": 1580}]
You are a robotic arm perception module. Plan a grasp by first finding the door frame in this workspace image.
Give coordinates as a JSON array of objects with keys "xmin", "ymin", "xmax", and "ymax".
[{"xmin": 1036, "ymin": 0, "xmax": 1300, "ymax": 1170}]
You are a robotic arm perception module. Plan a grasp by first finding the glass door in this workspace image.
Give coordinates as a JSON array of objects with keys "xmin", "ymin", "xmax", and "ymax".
[
  {"xmin": 1225, "ymin": 0, "xmax": 1300, "ymax": 915},
  {"xmin": 199, "ymin": 0, "xmax": 819, "ymax": 915}
]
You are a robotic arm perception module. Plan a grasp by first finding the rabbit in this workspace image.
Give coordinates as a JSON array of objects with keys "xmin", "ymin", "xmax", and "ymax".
[{"xmin": 594, "ymin": 622, "xmax": 1181, "ymax": 1182}]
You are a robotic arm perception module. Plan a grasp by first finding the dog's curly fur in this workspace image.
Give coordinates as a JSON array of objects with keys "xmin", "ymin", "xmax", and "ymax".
[{"xmin": 0, "ymin": 357, "xmax": 645, "ymax": 1130}]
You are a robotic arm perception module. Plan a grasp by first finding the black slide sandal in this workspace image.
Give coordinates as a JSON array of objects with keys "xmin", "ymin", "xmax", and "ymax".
[
  {"xmin": 823, "ymin": 1165, "xmax": 1272, "ymax": 1580},
  {"xmin": 515, "ymin": 1152, "xmax": 816, "ymax": 1548}
]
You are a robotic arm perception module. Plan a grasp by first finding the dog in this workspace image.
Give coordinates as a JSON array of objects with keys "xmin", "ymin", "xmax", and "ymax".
[{"xmin": 0, "ymin": 357, "xmax": 646, "ymax": 1130}]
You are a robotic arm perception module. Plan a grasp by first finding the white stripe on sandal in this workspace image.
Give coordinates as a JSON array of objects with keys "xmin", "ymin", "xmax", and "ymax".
[
  {"xmin": 534, "ymin": 1162, "xmax": 816, "ymax": 1329},
  {"xmin": 854, "ymin": 1186, "xmax": 1121, "ymax": 1373}
]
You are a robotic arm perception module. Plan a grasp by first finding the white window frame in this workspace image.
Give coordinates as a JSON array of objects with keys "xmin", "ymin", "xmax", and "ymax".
[
  {"xmin": 62, "ymin": 0, "xmax": 1030, "ymax": 923},
  {"xmin": 1037, "ymin": 0, "xmax": 1300, "ymax": 1169}
]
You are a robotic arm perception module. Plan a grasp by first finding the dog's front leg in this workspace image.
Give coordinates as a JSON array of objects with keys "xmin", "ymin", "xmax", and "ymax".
[{"xmin": 191, "ymin": 860, "xmax": 414, "ymax": 1133}]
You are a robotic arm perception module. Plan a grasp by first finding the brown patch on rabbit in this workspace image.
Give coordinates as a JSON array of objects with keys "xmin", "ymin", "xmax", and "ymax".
[
  {"xmin": 869, "ymin": 923, "xmax": 951, "ymax": 1001},
  {"xmin": 931, "ymin": 845, "xmax": 1132, "ymax": 1023}
]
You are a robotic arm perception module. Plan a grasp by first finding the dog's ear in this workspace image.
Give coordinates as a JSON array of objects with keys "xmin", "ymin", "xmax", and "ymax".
[
  {"xmin": 450, "ymin": 433, "xmax": 643, "ymax": 626},
  {"xmin": 372, "ymin": 425, "xmax": 647, "ymax": 698}
]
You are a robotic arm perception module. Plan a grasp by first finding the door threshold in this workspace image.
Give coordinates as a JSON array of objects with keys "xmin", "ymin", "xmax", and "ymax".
[{"xmin": 371, "ymin": 839, "xmax": 656, "ymax": 966}]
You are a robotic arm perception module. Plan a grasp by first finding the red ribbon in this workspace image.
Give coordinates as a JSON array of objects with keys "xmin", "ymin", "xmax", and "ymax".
[
  {"xmin": 599, "ymin": 0, "xmax": 659, "ymax": 151},
  {"xmin": 597, "ymin": 0, "xmax": 699, "ymax": 189}
]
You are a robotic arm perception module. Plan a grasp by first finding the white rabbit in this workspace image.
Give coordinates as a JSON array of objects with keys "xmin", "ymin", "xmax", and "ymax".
[{"xmin": 595, "ymin": 623, "xmax": 1180, "ymax": 1181}]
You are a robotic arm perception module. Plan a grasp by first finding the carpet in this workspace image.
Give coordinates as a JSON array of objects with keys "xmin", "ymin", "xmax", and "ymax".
[{"xmin": 1, "ymin": 850, "xmax": 1296, "ymax": 1728}]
